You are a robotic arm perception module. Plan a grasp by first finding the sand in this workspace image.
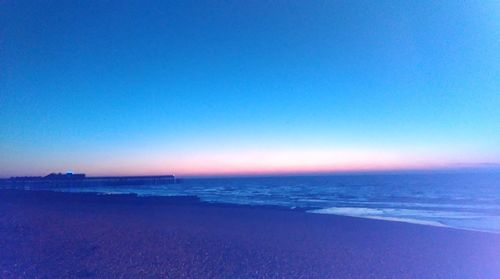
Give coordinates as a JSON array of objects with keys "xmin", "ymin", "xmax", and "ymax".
[{"xmin": 0, "ymin": 189, "xmax": 499, "ymax": 278}]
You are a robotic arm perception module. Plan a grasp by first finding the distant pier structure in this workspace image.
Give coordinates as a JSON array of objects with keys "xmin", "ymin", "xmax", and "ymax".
[{"xmin": 0, "ymin": 172, "xmax": 177, "ymax": 188}]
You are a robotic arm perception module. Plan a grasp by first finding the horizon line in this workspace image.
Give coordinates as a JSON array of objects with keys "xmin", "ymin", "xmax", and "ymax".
[{"xmin": 2, "ymin": 165, "xmax": 499, "ymax": 179}]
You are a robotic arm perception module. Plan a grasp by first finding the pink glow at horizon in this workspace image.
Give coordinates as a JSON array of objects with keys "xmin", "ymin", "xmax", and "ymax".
[{"xmin": 63, "ymin": 147, "xmax": 492, "ymax": 177}]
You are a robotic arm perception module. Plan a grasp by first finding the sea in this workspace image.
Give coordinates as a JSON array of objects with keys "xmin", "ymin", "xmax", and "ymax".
[{"xmin": 48, "ymin": 171, "xmax": 500, "ymax": 233}]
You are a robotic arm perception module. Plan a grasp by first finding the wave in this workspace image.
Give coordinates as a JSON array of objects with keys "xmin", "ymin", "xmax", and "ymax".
[
  {"xmin": 41, "ymin": 173, "xmax": 500, "ymax": 233},
  {"xmin": 308, "ymin": 207, "xmax": 500, "ymax": 233}
]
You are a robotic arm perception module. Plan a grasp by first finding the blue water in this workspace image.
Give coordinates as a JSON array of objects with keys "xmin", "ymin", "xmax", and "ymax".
[{"xmin": 54, "ymin": 172, "xmax": 500, "ymax": 233}]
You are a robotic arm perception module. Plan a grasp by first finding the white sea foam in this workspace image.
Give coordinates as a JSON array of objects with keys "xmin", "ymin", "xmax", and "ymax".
[
  {"xmin": 310, "ymin": 207, "xmax": 449, "ymax": 226},
  {"xmin": 308, "ymin": 207, "xmax": 500, "ymax": 232}
]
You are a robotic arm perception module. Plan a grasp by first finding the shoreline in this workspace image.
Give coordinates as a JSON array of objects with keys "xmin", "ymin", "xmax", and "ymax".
[
  {"xmin": 5, "ymin": 188, "xmax": 499, "ymax": 234},
  {"xmin": 1, "ymin": 189, "xmax": 499, "ymax": 278}
]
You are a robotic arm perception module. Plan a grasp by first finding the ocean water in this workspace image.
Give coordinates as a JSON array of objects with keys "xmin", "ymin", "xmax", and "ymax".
[{"xmin": 53, "ymin": 172, "xmax": 500, "ymax": 233}]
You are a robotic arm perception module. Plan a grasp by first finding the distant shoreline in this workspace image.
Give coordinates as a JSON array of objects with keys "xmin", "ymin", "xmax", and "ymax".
[{"xmin": 2, "ymin": 166, "xmax": 500, "ymax": 180}]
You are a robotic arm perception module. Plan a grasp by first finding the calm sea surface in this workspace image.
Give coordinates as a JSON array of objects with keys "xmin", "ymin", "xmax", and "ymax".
[{"xmin": 52, "ymin": 172, "xmax": 500, "ymax": 233}]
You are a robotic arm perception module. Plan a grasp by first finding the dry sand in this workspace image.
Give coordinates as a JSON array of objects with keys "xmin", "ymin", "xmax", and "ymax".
[{"xmin": 1, "ymin": 190, "xmax": 499, "ymax": 278}]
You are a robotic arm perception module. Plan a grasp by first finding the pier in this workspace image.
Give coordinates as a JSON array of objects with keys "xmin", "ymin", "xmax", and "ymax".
[{"xmin": 0, "ymin": 173, "xmax": 177, "ymax": 188}]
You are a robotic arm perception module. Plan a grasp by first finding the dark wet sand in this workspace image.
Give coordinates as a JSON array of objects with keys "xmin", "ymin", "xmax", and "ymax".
[{"xmin": 1, "ymin": 190, "xmax": 499, "ymax": 278}]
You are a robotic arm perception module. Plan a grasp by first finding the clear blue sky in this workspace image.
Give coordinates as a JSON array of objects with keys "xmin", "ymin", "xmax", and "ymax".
[{"xmin": 1, "ymin": 1, "xmax": 499, "ymax": 176}]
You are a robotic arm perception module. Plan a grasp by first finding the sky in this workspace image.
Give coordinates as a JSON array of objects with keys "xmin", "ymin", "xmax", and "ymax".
[{"xmin": 1, "ymin": 1, "xmax": 499, "ymax": 177}]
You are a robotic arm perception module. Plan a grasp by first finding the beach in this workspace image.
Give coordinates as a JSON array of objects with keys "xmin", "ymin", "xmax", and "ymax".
[{"xmin": 1, "ymin": 190, "xmax": 499, "ymax": 278}]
